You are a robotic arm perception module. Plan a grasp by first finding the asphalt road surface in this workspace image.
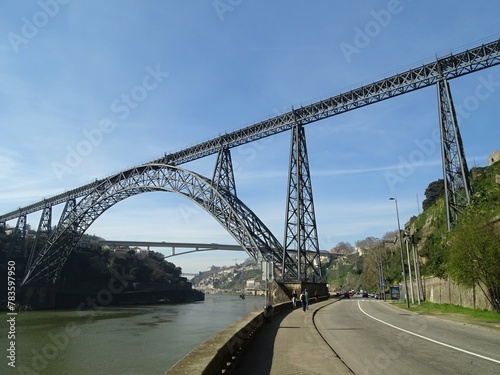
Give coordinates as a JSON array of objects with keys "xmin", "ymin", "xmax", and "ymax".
[{"xmin": 314, "ymin": 297, "xmax": 500, "ymax": 375}]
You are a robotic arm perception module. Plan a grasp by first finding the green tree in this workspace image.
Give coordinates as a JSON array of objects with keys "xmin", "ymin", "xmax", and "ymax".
[
  {"xmin": 331, "ymin": 241, "xmax": 354, "ymax": 254},
  {"xmin": 446, "ymin": 209, "xmax": 500, "ymax": 312},
  {"xmin": 422, "ymin": 179, "xmax": 445, "ymax": 211}
]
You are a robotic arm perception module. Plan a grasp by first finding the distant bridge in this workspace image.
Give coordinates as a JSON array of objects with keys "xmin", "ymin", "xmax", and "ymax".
[
  {"xmin": 98, "ymin": 240, "xmax": 244, "ymax": 257},
  {"xmin": 98, "ymin": 240, "xmax": 341, "ymax": 259}
]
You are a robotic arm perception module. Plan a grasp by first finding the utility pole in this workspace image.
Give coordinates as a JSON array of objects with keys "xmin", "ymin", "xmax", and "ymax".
[
  {"xmin": 405, "ymin": 236, "xmax": 415, "ymax": 304},
  {"xmin": 389, "ymin": 198, "xmax": 410, "ymax": 308}
]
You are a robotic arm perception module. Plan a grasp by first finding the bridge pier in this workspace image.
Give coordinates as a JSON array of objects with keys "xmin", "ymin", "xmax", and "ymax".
[
  {"xmin": 436, "ymin": 76, "xmax": 472, "ymax": 230},
  {"xmin": 283, "ymin": 118, "xmax": 322, "ymax": 281},
  {"xmin": 8, "ymin": 214, "xmax": 27, "ymax": 258},
  {"xmin": 27, "ymin": 205, "xmax": 52, "ymax": 272}
]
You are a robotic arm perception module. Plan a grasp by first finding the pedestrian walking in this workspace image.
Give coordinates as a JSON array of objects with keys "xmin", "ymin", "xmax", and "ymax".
[
  {"xmin": 291, "ymin": 289, "xmax": 298, "ymax": 309},
  {"xmin": 304, "ymin": 289, "xmax": 309, "ymax": 310},
  {"xmin": 300, "ymin": 290, "xmax": 307, "ymax": 311}
]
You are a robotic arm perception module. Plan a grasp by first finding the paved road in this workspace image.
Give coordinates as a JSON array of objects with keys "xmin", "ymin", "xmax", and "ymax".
[{"xmin": 315, "ymin": 298, "xmax": 500, "ymax": 375}]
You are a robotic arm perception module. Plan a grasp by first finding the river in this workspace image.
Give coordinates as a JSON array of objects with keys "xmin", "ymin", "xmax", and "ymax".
[{"xmin": 6, "ymin": 294, "xmax": 266, "ymax": 375}]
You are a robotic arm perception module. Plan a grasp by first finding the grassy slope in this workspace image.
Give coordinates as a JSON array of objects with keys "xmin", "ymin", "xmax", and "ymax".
[{"xmin": 391, "ymin": 301, "xmax": 500, "ymax": 330}]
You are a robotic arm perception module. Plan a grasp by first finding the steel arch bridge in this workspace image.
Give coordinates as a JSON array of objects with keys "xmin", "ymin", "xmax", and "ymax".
[
  {"xmin": 2, "ymin": 37, "xmax": 500, "ymax": 287},
  {"xmin": 22, "ymin": 163, "xmax": 295, "ymax": 285}
]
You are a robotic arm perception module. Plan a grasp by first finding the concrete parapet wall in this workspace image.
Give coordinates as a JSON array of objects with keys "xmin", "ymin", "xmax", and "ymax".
[{"xmin": 164, "ymin": 302, "xmax": 291, "ymax": 375}]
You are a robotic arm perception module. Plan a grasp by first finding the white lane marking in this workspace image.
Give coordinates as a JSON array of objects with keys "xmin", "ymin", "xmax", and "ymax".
[{"xmin": 357, "ymin": 301, "xmax": 500, "ymax": 365}]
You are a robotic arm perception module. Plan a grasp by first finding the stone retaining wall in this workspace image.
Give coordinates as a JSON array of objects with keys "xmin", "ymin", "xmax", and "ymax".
[{"xmin": 421, "ymin": 276, "xmax": 492, "ymax": 310}]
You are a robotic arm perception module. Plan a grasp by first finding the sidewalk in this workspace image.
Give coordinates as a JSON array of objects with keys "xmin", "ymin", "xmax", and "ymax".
[{"xmin": 233, "ymin": 299, "xmax": 353, "ymax": 375}]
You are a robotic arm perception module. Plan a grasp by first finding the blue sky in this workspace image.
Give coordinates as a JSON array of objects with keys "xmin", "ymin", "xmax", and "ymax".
[{"xmin": 1, "ymin": 1, "xmax": 499, "ymax": 274}]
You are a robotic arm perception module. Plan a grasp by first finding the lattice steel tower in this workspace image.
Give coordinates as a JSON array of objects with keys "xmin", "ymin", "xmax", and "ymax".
[
  {"xmin": 283, "ymin": 115, "xmax": 322, "ymax": 281},
  {"xmin": 437, "ymin": 76, "xmax": 472, "ymax": 231}
]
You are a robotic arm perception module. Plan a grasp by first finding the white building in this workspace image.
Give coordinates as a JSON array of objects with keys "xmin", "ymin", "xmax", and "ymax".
[{"xmin": 488, "ymin": 150, "xmax": 500, "ymax": 166}]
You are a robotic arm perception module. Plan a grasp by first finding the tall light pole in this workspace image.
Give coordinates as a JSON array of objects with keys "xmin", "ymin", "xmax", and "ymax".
[
  {"xmin": 411, "ymin": 239, "xmax": 422, "ymax": 305},
  {"xmin": 389, "ymin": 198, "xmax": 410, "ymax": 308},
  {"xmin": 405, "ymin": 236, "xmax": 415, "ymax": 304}
]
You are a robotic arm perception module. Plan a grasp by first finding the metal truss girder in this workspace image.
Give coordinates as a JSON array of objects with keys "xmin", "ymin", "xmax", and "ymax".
[
  {"xmin": 2, "ymin": 39, "xmax": 499, "ymax": 222},
  {"xmin": 213, "ymin": 147, "xmax": 237, "ymax": 198},
  {"xmin": 22, "ymin": 164, "xmax": 295, "ymax": 286},
  {"xmin": 437, "ymin": 78, "xmax": 472, "ymax": 231},
  {"xmin": 8, "ymin": 214, "xmax": 27, "ymax": 258},
  {"xmin": 283, "ymin": 121, "xmax": 321, "ymax": 281}
]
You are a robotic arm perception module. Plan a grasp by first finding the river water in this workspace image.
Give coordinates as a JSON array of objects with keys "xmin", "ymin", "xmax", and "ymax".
[{"xmin": 6, "ymin": 294, "xmax": 266, "ymax": 375}]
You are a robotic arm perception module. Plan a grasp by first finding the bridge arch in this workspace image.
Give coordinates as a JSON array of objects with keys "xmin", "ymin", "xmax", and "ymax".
[{"xmin": 23, "ymin": 163, "xmax": 293, "ymax": 285}]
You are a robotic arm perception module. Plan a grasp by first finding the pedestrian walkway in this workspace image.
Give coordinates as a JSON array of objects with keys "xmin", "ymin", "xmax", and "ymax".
[{"xmin": 233, "ymin": 299, "xmax": 353, "ymax": 375}]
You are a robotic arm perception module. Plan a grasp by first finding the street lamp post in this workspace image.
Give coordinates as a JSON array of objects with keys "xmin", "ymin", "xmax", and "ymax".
[
  {"xmin": 378, "ymin": 261, "xmax": 386, "ymax": 301},
  {"xmin": 412, "ymin": 240, "xmax": 422, "ymax": 305},
  {"xmin": 377, "ymin": 261, "xmax": 382, "ymax": 299},
  {"xmin": 405, "ymin": 236, "xmax": 415, "ymax": 304},
  {"xmin": 389, "ymin": 198, "xmax": 410, "ymax": 308}
]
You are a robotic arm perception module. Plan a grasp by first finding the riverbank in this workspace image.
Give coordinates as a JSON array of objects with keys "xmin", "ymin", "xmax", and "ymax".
[
  {"xmin": 4, "ymin": 294, "xmax": 263, "ymax": 375},
  {"xmin": 7, "ymin": 284, "xmax": 204, "ymax": 310}
]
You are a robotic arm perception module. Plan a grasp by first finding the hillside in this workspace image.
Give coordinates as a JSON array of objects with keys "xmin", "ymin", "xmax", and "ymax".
[
  {"xmin": 326, "ymin": 159, "xmax": 500, "ymax": 310},
  {"xmin": 191, "ymin": 259, "xmax": 263, "ymax": 295},
  {"xmin": 411, "ymin": 160, "xmax": 500, "ymax": 277},
  {"xmin": 0, "ymin": 237, "xmax": 204, "ymax": 309}
]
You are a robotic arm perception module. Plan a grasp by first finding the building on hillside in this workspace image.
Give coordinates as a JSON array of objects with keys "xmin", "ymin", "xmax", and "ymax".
[
  {"xmin": 488, "ymin": 150, "xmax": 500, "ymax": 166},
  {"xmin": 113, "ymin": 246, "xmax": 129, "ymax": 254},
  {"xmin": 133, "ymin": 247, "xmax": 149, "ymax": 258},
  {"xmin": 355, "ymin": 246, "xmax": 366, "ymax": 256},
  {"xmin": 246, "ymin": 278, "xmax": 262, "ymax": 290}
]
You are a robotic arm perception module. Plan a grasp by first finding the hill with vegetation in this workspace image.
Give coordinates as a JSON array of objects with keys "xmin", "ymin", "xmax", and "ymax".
[
  {"xmin": 325, "ymin": 160, "xmax": 500, "ymax": 311},
  {"xmin": 0, "ymin": 234, "xmax": 203, "ymax": 309}
]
